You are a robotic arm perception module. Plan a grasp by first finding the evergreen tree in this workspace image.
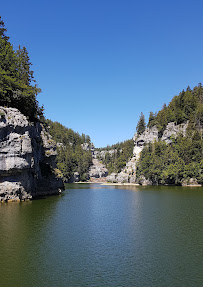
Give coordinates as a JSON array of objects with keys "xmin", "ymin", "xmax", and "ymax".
[
  {"xmin": 16, "ymin": 46, "xmax": 34, "ymax": 86},
  {"xmin": 0, "ymin": 16, "xmax": 42, "ymax": 121},
  {"xmin": 47, "ymin": 120, "xmax": 93, "ymax": 182},
  {"xmin": 97, "ymin": 139, "xmax": 134, "ymax": 173},
  {"xmin": 0, "ymin": 16, "xmax": 9, "ymax": 40},
  {"xmin": 136, "ymin": 112, "xmax": 146, "ymax": 135},
  {"xmin": 147, "ymin": 111, "xmax": 156, "ymax": 128}
]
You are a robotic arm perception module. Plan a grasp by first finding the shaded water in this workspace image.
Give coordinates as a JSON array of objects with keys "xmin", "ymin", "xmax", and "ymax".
[{"xmin": 0, "ymin": 184, "xmax": 202, "ymax": 286}]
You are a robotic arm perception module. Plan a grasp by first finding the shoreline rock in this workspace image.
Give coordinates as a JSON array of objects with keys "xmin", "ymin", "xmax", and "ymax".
[
  {"xmin": 89, "ymin": 158, "xmax": 108, "ymax": 181},
  {"xmin": 181, "ymin": 178, "xmax": 202, "ymax": 187},
  {"xmin": 0, "ymin": 107, "xmax": 64, "ymax": 202}
]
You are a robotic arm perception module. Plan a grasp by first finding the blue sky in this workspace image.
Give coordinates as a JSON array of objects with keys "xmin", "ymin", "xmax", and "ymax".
[{"xmin": 1, "ymin": 0, "xmax": 203, "ymax": 147}]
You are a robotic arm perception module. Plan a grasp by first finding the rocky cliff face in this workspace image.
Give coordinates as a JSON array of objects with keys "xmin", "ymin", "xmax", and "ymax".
[
  {"xmin": 107, "ymin": 122, "xmax": 188, "ymax": 183},
  {"xmin": 83, "ymin": 145, "xmax": 109, "ymax": 182},
  {"xmin": 134, "ymin": 122, "xmax": 188, "ymax": 148},
  {"xmin": 0, "ymin": 107, "xmax": 64, "ymax": 202},
  {"xmin": 93, "ymin": 149, "xmax": 118, "ymax": 159},
  {"xmin": 89, "ymin": 159, "xmax": 108, "ymax": 181},
  {"xmin": 106, "ymin": 156, "xmax": 137, "ymax": 183}
]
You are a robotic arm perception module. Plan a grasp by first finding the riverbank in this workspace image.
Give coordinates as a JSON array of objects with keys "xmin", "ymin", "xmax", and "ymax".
[
  {"xmin": 75, "ymin": 181, "xmax": 139, "ymax": 186},
  {"xmin": 75, "ymin": 181, "xmax": 202, "ymax": 187},
  {"xmin": 101, "ymin": 182, "xmax": 140, "ymax": 186}
]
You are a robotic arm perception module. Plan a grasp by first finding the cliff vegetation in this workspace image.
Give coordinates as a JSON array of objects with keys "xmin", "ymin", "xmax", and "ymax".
[
  {"xmin": 0, "ymin": 17, "xmax": 43, "ymax": 121},
  {"xmin": 96, "ymin": 139, "xmax": 134, "ymax": 174},
  {"xmin": 136, "ymin": 84, "xmax": 203, "ymax": 185},
  {"xmin": 47, "ymin": 120, "xmax": 93, "ymax": 182}
]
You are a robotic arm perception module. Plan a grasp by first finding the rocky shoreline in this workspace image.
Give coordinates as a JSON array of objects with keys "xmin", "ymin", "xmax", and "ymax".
[
  {"xmin": 0, "ymin": 107, "xmax": 64, "ymax": 202},
  {"xmin": 74, "ymin": 181, "xmax": 202, "ymax": 187}
]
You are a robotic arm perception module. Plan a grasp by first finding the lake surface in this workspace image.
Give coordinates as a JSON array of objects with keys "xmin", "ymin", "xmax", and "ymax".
[{"xmin": 0, "ymin": 184, "xmax": 202, "ymax": 287}]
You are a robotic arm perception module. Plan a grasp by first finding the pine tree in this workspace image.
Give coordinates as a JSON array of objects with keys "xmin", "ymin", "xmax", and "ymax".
[
  {"xmin": 0, "ymin": 16, "xmax": 9, "ymax": 40},
  {"xmin": 136, "ymin": 112, "xmax": 146, "ymax": 135},
  {"xmin": 147, "ymin": 111, "xmax": 156, "ymax": 128},
  {"xmin": 16, "ymin": 46, "xmax": 34, "ymax": 85},
  {"xmin": 0, "ymin": 16, "xmax": 42, "ymax": 121}
]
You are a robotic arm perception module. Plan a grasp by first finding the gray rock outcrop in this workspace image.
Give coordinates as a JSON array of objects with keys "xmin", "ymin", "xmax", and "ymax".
[
  {"xmin": 161, "ymin": 122, "xmax": 188, "ymax": 143},
  {"xmin": 106, "ymin": 172, "xmax": 117, "ymax": 183},
  {"xmin": 138, "ymin": 176, "xmax": 152, "ymax": 186},
  {"xmin": 0, "ymin": 107, "xmax": 64, "ymax": 202},
  {"xmin": 107, "ymin": 121, "xmax": 189, "ymax": 184},
  {"xmin": 106, "ymin": 156, "xmax": 137, "ymax": 183},
  {"xmin": 89, "ymin": 159, "xmax": 108, "ymax": 180},
  {"xmin": 134, "ymin": 121, "xmax": 188, "ymax": 148},
  {"xmin": 81, "ymin": 142, "xmax": 94, "ymax": 153},
  {"xmin": 73, "ymin": 172, "xmax": 80, "ymax": 182},
  {"xmin": 92, "ymin": 149, "xmax": 118, "ymax": 159},
  {"xmin": 181, "ymin": 178, "xmax": 201, "ymax": 187},
  {"xmin": 134, "ymin": 126, "xmax": 159, "ymax": 147}
]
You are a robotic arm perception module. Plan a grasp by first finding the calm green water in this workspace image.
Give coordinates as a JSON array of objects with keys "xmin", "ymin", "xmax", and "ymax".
[{"xmin": 0, "ymin": 184, "xmax": 202, "ymax": 287}]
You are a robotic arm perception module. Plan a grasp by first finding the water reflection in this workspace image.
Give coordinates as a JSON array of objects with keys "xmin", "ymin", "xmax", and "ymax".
[
  {"xmin": 0, "ymin": 185, "xmax": 202, "ymax": 287},
  {"xmin": 0, "ymin": 196, "xmax": 61, "ymax": 287}
]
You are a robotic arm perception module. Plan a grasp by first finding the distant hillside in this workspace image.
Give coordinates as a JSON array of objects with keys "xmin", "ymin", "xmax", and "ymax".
[
  {"xmin": 147, "ymin": 84, "xmax": 203, "ymax": 136},
  {"xmin": 47, "ymin": 120, "xmax": 92, "ymax": 182},
  {"xmin": 136, "ymin": 84, "xmax": 203, "ymax": 185},
  {"xmin": 95, "ymin": 139, "xmax": 134, "ymax": 174}
]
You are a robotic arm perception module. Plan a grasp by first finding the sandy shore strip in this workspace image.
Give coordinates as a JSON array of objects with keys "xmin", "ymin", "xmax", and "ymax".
[
  {"xmin": 73, "ymin": 182, "xmax": 202, "ymax": 187},
  {"xmin": 100, "ymin": 182, "xmax": 140, "ymax": 186},
  {"xmin": 74, "ymin": 182, "xmax": 140, "ymax": 186},
  {"xmin": 74, "ymin": 182, "xmax": 96, "ymax": 184}
]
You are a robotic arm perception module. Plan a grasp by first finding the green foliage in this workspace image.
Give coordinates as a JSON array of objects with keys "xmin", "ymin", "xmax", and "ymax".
[
  {"xmin": 0, "ymin": 16, "xmax": 43, "ymax": 121},
  {"xmin": 138, "ymin": 84, "xmax": 203, "ymax": 185},
  {"xmin": 137, "ymin": 132, "xmax": 203, "ymax": 185},
  {"xmin": 147, "ymin": 84, "xmax": 203, "ymax": 137},
  {"xmin": 147, "ymin": 111, "xmax": 156, "ymax": 128},
  {"xmin": 47, "ymin": 120, "xmax": 92, "ymax": 182},
  {"xmin": 136, "ymin": 112, "xmax": 146, "ymax": 135},
  {"xmin": 0, "ymin": 109, "xmax": 5, "ymax": 116},
  {"xmin": 97, "ymin": 139, "xmax": 134, "ymax": 173}
]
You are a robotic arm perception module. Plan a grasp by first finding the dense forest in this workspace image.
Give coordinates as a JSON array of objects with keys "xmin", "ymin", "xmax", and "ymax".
[
  {"xmin": 137, "ymin": 84, "xmax": 203, "ymax": 185},
  {"xmin": 96, "ymin": 139, "xmax": 134, "ymax": 173},
  {"xmin": 47, "ymin": 120, "xmax": 92, "ymax": 182},
  {"xmin": 147, "ymin": 84, "xmax": 203, "ymax": 136}
]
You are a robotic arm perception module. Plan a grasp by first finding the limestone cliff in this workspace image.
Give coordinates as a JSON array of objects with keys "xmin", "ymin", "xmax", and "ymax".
[
  {"xmin": 93, "ymin": 149, "xmax": 118, "ymax": 160},
  {"xmin": 89, "ymin": 159, "xmax": 108, "ymax": 182},
  {"xmin": 0, "ymin": 107, "xmax": 64, "ymax": 202},
  {"xmin": 81, "ymin": 144, "xmax": 108, "ymax": 182},
  {"xmin": 134, "ymin": 122, "xmax": 188, "ymax": 147},
  {"xmin": 107, "ymin": 122, "xmax": 188, "ymax": 183}
]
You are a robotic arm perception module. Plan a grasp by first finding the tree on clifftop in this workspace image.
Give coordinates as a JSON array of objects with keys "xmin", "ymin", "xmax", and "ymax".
[
  {"xmin": 147, "ymin": 111, "xmax": 156, "ymax": 128},
  {"xmin": 0, "ymin": 16, "xmax": 43, "ymax": 121},
  {"xmin": 0, "ymin": 17, "xmax": 9, "ymax": 40},
  {"xmin": 136, "ymin": 112, "xmax": 146, "ymax": 135}
]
